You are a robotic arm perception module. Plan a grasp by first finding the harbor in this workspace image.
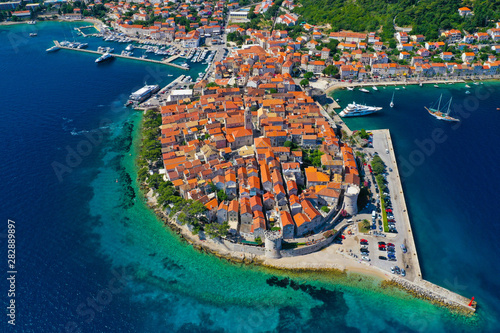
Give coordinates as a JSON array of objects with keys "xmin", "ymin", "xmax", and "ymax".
[{"xmin": 51, "ymin": 40, "xmax": 189, "ymax": 70}]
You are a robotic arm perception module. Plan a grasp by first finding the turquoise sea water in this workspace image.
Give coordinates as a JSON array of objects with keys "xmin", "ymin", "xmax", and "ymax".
[{"xmin": 0, "ymin": 22, "xmax": 497, "ymax": 332}]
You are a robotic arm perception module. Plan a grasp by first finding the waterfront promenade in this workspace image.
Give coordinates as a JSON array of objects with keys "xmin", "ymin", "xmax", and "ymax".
[{"xmin": 52, "ymin": 41, "xmax": 188, "ymax": 70}]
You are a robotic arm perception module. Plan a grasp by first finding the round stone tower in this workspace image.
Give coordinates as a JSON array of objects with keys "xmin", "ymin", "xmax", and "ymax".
[
  {"xmin": 344, "ymin": 185, "xmax": 360, "ymax": 216},
  {"xmin": 264, "ymin": 231, "xmax": 282, "ymax": 259}
]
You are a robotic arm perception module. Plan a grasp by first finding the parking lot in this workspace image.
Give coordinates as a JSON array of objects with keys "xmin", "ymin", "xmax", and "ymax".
[{"xmin": 338, "ymin": 130, "xmax": 420, "ymax": 281}]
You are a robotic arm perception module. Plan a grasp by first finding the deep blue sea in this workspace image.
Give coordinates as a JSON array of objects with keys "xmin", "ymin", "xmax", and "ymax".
[{"xmin": 1, "ymin": 22, "xmax": 499, "ymax": 333}]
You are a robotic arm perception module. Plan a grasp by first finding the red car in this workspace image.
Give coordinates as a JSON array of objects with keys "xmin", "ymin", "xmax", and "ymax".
[
  {"xmin": 368, "ymin": 165, "xmax": 373, "ymax": 173},
  {"xmin": 386, "ymin": 208, "xmax": 393, "ymax": 213},
  {"xmin": 387, "ymin": 243, "xmax": 395, "ymax": 247},
  {"xmin": 378, "ymin": 244, "xmax": 386, "ymax": 248},
  {"xmin": 360, "ymin": 239, "xmax": 368, "ymax": 243}
]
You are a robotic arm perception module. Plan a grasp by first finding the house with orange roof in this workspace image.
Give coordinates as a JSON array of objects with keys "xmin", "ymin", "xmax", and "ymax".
[
  {"xmin": 225, "ymin": 169, "xmax": 237, "ymax": 198},
  {"xmin": 205, "ymin": 197, "xmax": 219, "ymax": 222},
  {"xmin": 441, "ymin": 52, "xmax": 454, "ymax": 61},
  {"xmin": 293, "ymin": 212, "xmax": 311, "ymax": 237},
  {"xmin": 317, "ymin": 187, "xmax": 340, "ymax": 207},
  {"xmin": 249, "ymin": 195, "xmax": 263, "ymax": 212},
  {"xmin": 263, "ymin": 192, "xmax": 275, "ymax": 210},
  {"xmin": 260, "ymin": 161, "xmax": 273, "ymax": 192},
  {"xmin": 280, "ymin": 211, "xmax": 295, "ymax": 239},
  {"xmin": 458, "ymin": 7, "xmax": 472, "ymax": 17},
  {"xmin": 217, "ymin": 201, "xmax": 228, "ymax": 224},
  {"xmin": 286, "ymin": 180, "xmax": 298, "ymax": 197},
  {"xmin": 305, "ymin": 166, "xmax": 330, "ymax": 188},
  {"xmin": 273, "ymin": 184, "xmax": 287, "ymax": 205},
  {"xmin": 248, "ymin": 175, "xmax": 261, "ymax": 196},
  {"xmin": 462, "ymin": 52, "xmax": 475, "ymax": 63},
  {"xmin": 228, "ymin": 128, "xmax": 253, "ymax": 149},
  {"xmin": 301, "ymin": 199, "xmax": 322, "ymax": 228},
  {"xmin": 251, "ymin": 211, "xmax": 266, "ymax": 238}
]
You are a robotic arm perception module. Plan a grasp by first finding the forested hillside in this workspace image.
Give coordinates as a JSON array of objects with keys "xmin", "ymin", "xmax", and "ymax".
[{"xmin": 293, "ymin": 0, "xmax": 500, "ymax": 39}]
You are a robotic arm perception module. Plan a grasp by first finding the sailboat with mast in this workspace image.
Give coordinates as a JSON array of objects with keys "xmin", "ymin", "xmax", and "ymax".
[
  {"xmin": 425, "ymin": 94, "xmax": 460, "ymax": 122},
  {"xmin": 390, "ymin": 91, "xmax": 395, "ymax": 108}
]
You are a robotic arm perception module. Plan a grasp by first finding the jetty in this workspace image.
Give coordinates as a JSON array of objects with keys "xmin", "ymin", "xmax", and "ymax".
[{"xmin": 52, "ymin": 40, "xmax": 188, "ymax": 71}]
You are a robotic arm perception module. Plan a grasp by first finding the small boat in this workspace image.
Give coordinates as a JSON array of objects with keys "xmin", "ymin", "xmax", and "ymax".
[
  {"xmin": 425, "ymin": 94, "xmax": 460, "ymax": 122},
  {"xmin": 434, "ymin": 84, "xmax": 439, "ymax": 88},
  {"xmin": 419, "ymin": 82, "xmax": 423, "ymax": 87},
  {"xmin": 372, "ymin": 86, "xmax": 378, "ymax": 91},
  {"xmin": 125, "ymin": 44, "xmax": 134, "ymax": 51},
  {"xmin": 465, "ymin": 91, "xmax": 471, "ymax": 95},
  {"xmin": 390, "ymin": 91, "xmax": 394, "ymax": 108},
  {"xmin": 347, "ymin": 87, "xmax": 354, "ymax": 91},
  {"xmin": 395, "ymin": 87, "xmax": 400, "ymax": 90},
  {"xmin": 167, "ymin": 74, "xmax": 173, "ymax": 77},
  {"xmin": 465, "ymin": 84, "xmax": 471, "ymax": 88},
  {"xmin": 29, "ymin": 33, "xmax": 37, "ymax": 37},
  {"xmin": 473, "ymin": 81, "xmax": 479, "ymax": 85},
  {"xmin": 359, "ymin": 88, "xmax": 370, "ymax": 93}
]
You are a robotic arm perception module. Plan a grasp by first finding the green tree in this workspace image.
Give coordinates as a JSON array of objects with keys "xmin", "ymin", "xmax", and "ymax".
[
  {"xmin": 217, "ymin": 190, "xmax": 228, "ymax": 202},
  {"xmin": 304, "ymin": 72, "xmax": 314, "ymax": 80},
  {"xmin": 322, "ymin": 65, "xmax": 339, "ymax": 76},
  {"xmin": 300, "ymin": 79, "xmax": 309, "ymax": 87}
]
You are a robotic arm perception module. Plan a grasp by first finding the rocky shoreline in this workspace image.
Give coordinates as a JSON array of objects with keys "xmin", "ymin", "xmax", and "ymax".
[{"xmin": 382, "ymin": 279, "xmax": 476, "ymax": 314}]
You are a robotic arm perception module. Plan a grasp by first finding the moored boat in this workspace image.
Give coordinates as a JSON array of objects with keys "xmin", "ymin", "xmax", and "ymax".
[
  {"xmin": 95, "ymin": 53, "xmax": 114, "ymax": 63},
  {"xmin": 359, "ymin": 88, "xmax": 370, "ymax": 93},
  {"xmin": 46, "ymin": 45, "xmax": 60, "ymax": 52},
  {"xmin": 425, "ymin": 94, "xmax": 459, "ymax": 122},
  {"xmin": 339, "ymin": 102, "xmax": 382, "ymax": 117}
]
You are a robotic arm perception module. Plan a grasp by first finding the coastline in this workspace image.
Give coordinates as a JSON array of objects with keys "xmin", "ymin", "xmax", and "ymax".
[{"xmin": 323, "ymin": 75, "xmax": 500, "ymax": 95}]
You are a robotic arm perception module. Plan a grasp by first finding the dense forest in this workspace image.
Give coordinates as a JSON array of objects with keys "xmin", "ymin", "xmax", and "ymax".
[{"xmin": 294, "ymin": 0, "xmax": 500, "ymax": 39}]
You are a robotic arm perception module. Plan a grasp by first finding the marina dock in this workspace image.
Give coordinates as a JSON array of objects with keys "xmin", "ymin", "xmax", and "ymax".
[{"xmin": 52, "ymin": 41, "xmax": 188, "ymax": 71}]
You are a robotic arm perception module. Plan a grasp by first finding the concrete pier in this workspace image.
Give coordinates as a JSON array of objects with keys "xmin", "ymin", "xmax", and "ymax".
[{"xmin": 53, "ymin": 40, "xmax": 188, "ymax": 70}]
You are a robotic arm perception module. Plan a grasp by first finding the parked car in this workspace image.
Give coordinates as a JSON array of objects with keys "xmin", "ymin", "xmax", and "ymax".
[
  {"xmin": 378, "ymin": 256, "xmax": 387, "ymax": 260},
  {"xmin": 362, "ymin": 256, "xmax": 371, "ymax": 261},
  {"xmin": 401, "ymin": 244, "xmax": 407, "ymax": 253},
  {"xmin": 387, "ymin": 243, "xmax": 395, "ymax": 247},
  {"xmin": 378, "ymin": 242, "xmax": 386, "ymax": 245}
]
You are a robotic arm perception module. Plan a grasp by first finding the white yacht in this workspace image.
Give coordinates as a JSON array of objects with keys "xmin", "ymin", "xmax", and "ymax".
[
  {"xmin": 95, "ymin": 53, "xmax": 114, "ymax": 63},
  {"xmin": 46, "ymin": 45, "xmax": 60, "ymax": 52},
  {"xmin": 339, "ymin": 102, "xmax": 382, "ymax": 117}
]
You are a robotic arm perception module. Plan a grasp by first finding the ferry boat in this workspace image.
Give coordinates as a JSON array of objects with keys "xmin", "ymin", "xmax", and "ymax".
[
  {"xmin": 359, "ymin": 88, "xmax": 370, "ymax": 93},
  {"xmin": 127, "ymin": 84, "xmax": 160, "ymax": 104},
  {"xmin": 95, "ymin": 53, "xmax": 114, "ymax": 63},
  {"xmin": 425, "ymin": 94, "xmax": 460, "ymax": 122},
  {"xmin": 339, "ymin": 102, "xmax": 382, "ymax": 117},
  {"xmin": 46, "ymin": 45, "xmax": 60, "ymax": 53}
]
